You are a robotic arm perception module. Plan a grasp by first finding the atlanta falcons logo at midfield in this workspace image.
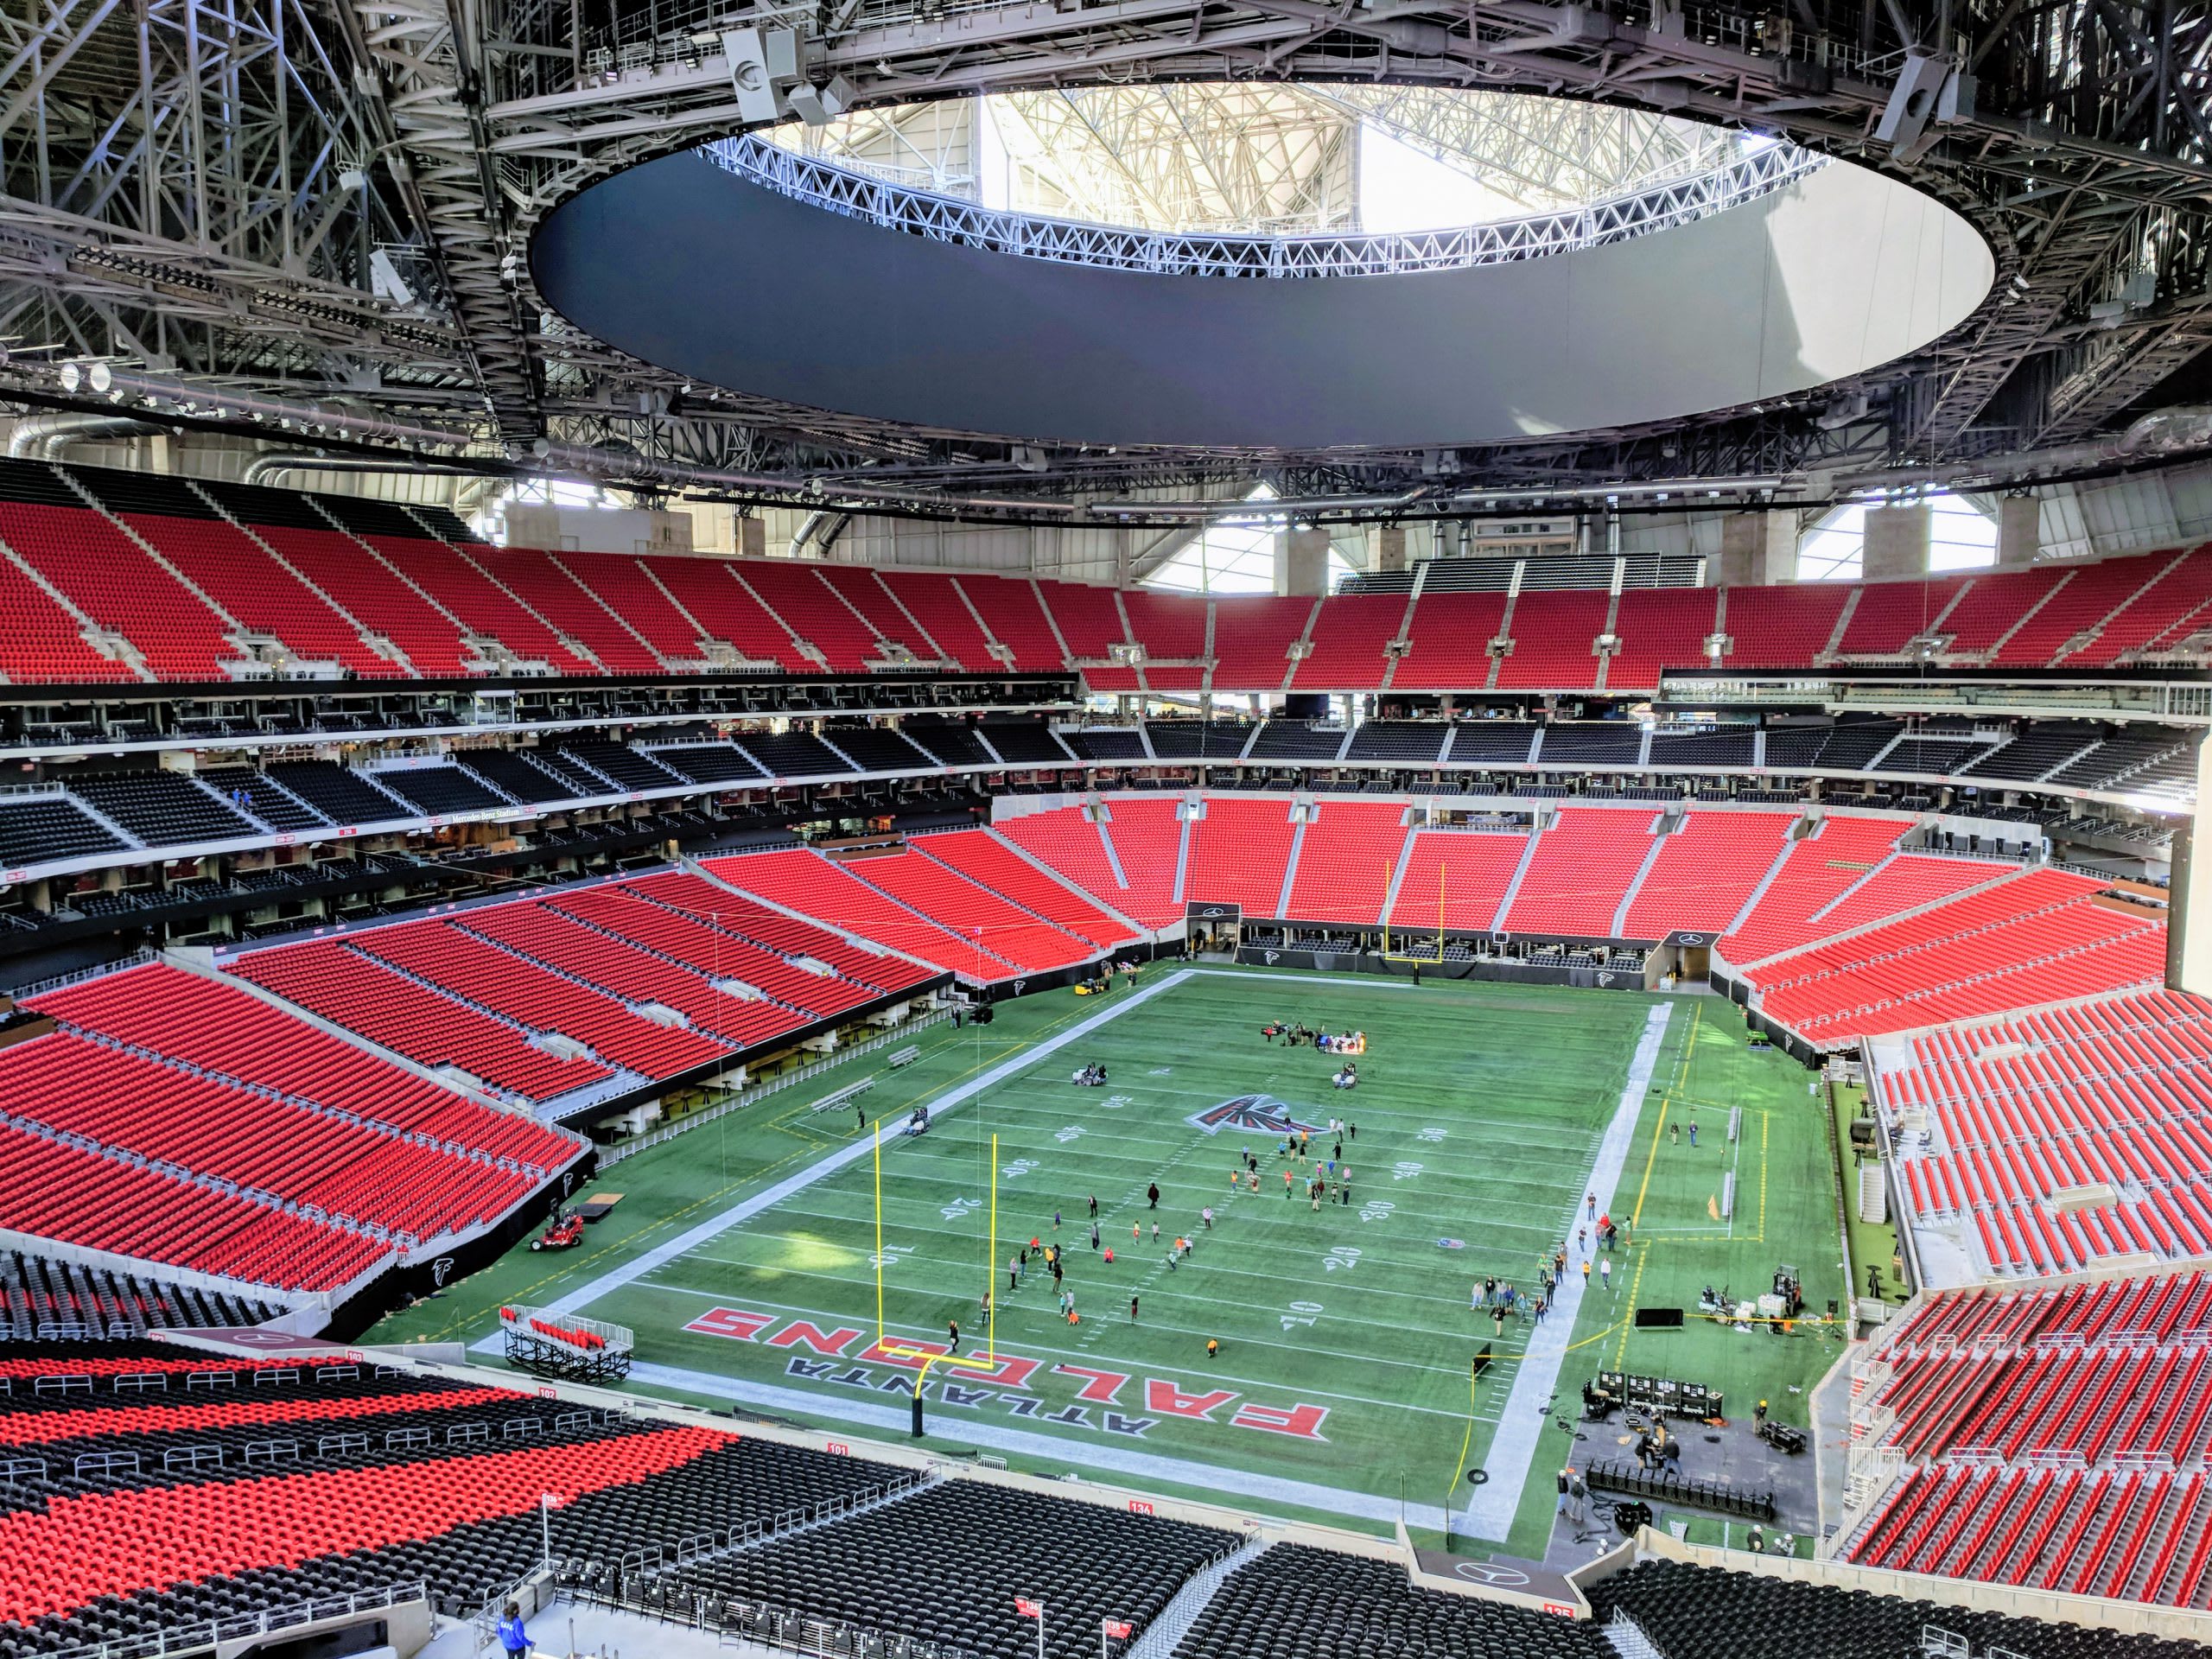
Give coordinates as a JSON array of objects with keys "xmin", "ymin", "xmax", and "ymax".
[{"xmin": 1185, "ymin": 1094, "xmax": 1319, "ymax": 1136}]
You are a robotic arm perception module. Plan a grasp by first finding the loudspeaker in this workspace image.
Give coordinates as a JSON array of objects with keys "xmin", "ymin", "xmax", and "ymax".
[
  {"xmin": 1875, "ymin": 48, "xmax": 1951, "ymax": 157},
  {"xmin": 786, "ymin": 73, "xmax": 857, "ymax": 127},
  {"xmin": 721, "ymin": 29, "xmax": 782, "ymax": 125}
]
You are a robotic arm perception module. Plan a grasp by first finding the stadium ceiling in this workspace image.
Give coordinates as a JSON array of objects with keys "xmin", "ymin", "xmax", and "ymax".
[
  {"xmin": 763, "ymin": 87, "xmax": 1750, "ymax": 232},
  {"xmin": 0, "ymin": 0, "xmax": 2207, "ymax": 524}
]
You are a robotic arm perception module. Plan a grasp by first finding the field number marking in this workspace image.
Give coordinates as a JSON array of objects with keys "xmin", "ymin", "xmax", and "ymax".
[
  {"xmin": 1281, "ymin": 1299, "xmax": 1324, "ymax": 1331},
  {"xmin": 1321, "ymin": 1246, "xmax": 1362, "ymax": 1274}
]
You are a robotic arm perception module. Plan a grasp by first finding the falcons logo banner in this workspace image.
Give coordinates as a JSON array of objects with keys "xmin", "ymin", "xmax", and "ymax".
[{"xmin": 1184, "ymin": 1093, "xmax": 1319, "ymax": 1137}]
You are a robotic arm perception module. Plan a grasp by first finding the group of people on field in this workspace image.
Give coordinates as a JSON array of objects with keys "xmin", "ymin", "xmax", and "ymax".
[
  {"xmin": 1260, "ymin": 1021, "xmax": 1363, "ymax": 1056},
  {"xmin": 966, "ymin": 1101, "xmax": 1385, "ymax": 1360},
  {"xmin": 1475, "ymin": 1190, "xmax": 1631, "ymax": 1337}
]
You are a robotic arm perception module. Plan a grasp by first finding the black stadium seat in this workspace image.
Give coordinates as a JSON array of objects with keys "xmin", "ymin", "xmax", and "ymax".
[
  {"xmin": 1175, "ymin": 1543, "xmax": 1604, "ymax": 1659},
  {"xmin": 1590, "ymin": 1559, "xmax": 2202, "ymax": 1659}
]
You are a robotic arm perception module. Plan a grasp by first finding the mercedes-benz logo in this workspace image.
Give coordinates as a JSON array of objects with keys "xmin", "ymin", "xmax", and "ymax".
[{"xmin": 1452, "ymin": 1561, "xmax": 1530, "ymax": 1587}]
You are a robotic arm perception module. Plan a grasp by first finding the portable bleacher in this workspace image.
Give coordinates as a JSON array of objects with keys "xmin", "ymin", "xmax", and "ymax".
[{"xmin": 499, "ymin": 1305, "xmax": 634, "ymax": 1382}]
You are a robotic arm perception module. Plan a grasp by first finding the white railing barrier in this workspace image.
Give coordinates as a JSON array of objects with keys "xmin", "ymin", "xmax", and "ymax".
[{"xmin": 41, "ymin": 1580, "xmax": 429, "ymax": 1659}]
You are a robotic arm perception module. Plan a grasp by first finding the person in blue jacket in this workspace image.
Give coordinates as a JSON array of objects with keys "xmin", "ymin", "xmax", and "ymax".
[{"xmin": 498, "ymin": 1603, "xmax": 530, "ymax": 1659}]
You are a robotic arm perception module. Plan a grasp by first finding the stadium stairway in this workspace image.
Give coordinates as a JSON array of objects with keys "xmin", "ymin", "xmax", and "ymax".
[
  {"xmin": 689, "ymin": 852, "xmax": 1001, "ymax": 981},
  {"xmin": 1126, "ymin": 1537, "xmax": 1269, "ymax": 1659},
  {"xmin": 979, "ymin": 825, "xmax": 1153, "ymax": 939},
  {"xmin": 1274, "ymin": 815, "xmax": 1309, "ymax": 919},
  {"xmin": 916, "ymin": 830, "xmax": 1147, "ymax": 947},
  {"xmin": 1606, "ymin": 822, "xmax": 1672, "ymax": 938},
  {"xmin": 655, "ymin": 864, "xmax": 945, "ymax": 995},
  {"xmin": 1605, "ymin": 1610, "xmax": 1671, "ymax": 1659}
]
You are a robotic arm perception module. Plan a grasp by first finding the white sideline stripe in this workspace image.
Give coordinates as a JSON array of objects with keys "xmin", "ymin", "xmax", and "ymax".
[
  {"xmin": 620, "ymin": 1357, "xmax": 1452, "ymax": 1533},
  {"xmin": 1187, "ymin": 968, "xmax": 1416, "ymax": 991},
  {"xmin": 471, "ymin": 969, "xmax": 1200, "ymax": 1351},
  {"xmin": 1454, "ymin": 1001, "xmax": 1675, "ymax": 1541}
]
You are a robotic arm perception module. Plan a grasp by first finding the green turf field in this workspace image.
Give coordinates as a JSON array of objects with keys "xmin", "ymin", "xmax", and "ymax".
[{"xmin": 369, "ymin": 967, "xmax": 1847, "ymax": 1560}]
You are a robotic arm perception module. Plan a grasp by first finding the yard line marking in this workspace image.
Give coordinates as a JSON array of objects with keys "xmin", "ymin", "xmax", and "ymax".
[
  {"xmin": 1457, "ymin": 1000, "xmax": 1673, "ymax": 1542},
  {"xmin": 639, "ymin": 1257, "xmax": 1519, "ymax": 1353},
  {"xmin": 468, "ymin": 969, "xmax": 1202, "ymax": 1352},
  {"xmin": 1758, "ymin": 1109, "xmax": 1770, "ymax": 1243},
  {"xmin": 1630, "ymin": 1097, "xmax": 1669, "ymax": 1230},
  {"xmin": 1187, "ymin": 968, "xmax": 1420, "ymax": 992},
  {"xmin": 755, "ymin": 1183, "xmax": 1578, "ymax": 1236},
  {"xmin": 619, "ymin": 1357, "xmax": 1453, "ymax": 1532},
  {"xmin": 625, "ymin": 1281, "xmax": 1491, "ymax": 1413},
  {"xmin": 1611, "ymin": 1242, "xmax": 1652, "ymax": 1370}
]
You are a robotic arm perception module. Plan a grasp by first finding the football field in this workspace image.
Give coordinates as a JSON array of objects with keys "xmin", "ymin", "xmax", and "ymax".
[{"xmin": 379, "ymin": 967, "xmax": 1842, "ymax": 1560}]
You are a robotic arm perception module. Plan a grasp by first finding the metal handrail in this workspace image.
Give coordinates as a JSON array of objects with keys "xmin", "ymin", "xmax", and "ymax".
[{"xmin": 41, "ymin": 1581, "xmax": 429, "ymax": 1659}]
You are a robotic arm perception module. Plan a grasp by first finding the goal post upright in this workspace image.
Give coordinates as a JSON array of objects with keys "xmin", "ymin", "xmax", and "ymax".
[
  {"xmin": 988, "ymin": 1129, "xmax": 999, "ymax": 1364},
  {"xmin": 874, "ymin": 1116, "xmax": 885, "ymax": 1349},
  {"xmin": 869, "ymin": 1097, "xmax": 998, "ymax": 1382}
]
